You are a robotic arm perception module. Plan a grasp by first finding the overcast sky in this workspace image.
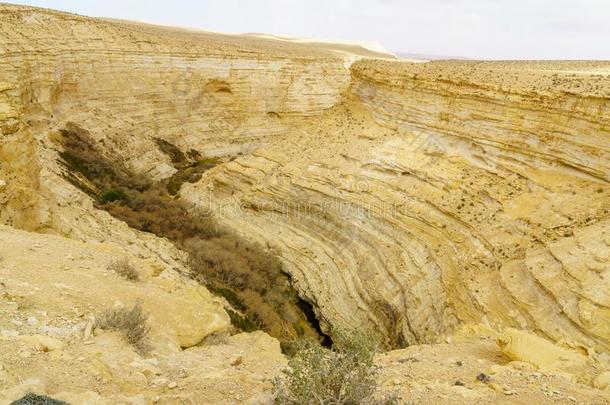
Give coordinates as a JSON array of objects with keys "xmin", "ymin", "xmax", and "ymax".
[{"xmin": 7, "ymin": 0, "xmax": 610, "ymax": 59}]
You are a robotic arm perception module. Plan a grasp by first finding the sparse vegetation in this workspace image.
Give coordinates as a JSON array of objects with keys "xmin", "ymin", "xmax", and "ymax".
[
  {"xmin": 10, "ymin": 393, "xmax": 69, "ymax": 405},
  {"xmin": 108, "ymin": 258, "xmax": 139, "ymax": 281},
  {"xmin": 165, "ymin": 158, "xmax": 219, "ymax": 195},
  {"xmin": 95, "ymin": 301, "xmax": 150, "ymax": 353},
  {"xmin": 59, "ymin": 125, "xmax": 324, "ymax": 347},
  {"xmin": 274, "ymin": 329, "xmax": 396, "ymax": 405},
  {"xmin": 154, "ymin": 137, "xmax": 187, "ymax": 164},
  {"xmin": 99, "ymin": 188, "xmax": 128, "ymax": 204},
  {"xmin": 226, "ymin": 308, "xmax": 263, "ymax": 332},
  {"xmin": 154, "ymin": 136, "xmax": 220, "ymax": 195}
]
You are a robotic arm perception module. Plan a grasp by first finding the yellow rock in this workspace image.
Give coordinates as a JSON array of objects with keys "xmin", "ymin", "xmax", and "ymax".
[
  {"xmin": 19, "ymin": 335, "xmax": 66, "ymax": 352},
  {"xmin": 497, "ymin": 328, "xmax": 600, "ymax": 383},
  {"xmin": 0, "ymin": 225, "xmax": 230, "ymax": 351},
  {"xmin": 498, "ymin": 329, "xmax": 589, "ymax": 370},
  {"xmin": 593, "ymin": 371, "xmax": 610, "ymax": 391}
]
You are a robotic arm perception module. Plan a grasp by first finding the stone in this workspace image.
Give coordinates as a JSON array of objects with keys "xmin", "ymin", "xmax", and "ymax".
[
  {"xmin": 498, "ymin": 329, "xmax": 591, "ymax": 379},
  {"xmin": 84, "ymin": 322, "xmax": 94, "ymax": 339},
  {"xmin": 593, "ymin": 371, "xmax": 610, "ymax": 391}
]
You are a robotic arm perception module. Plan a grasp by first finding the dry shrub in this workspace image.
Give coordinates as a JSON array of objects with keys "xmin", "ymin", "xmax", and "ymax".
[
  {"xmin": 99, "ymin": 188, "xmax": 128, "ymax": 204},
  {"xmin": 274, "ymin": 329, "xmax": 396, "ymax": 405},
  {"xmin": 96, "ymin": 301, "xmax": 150, "ymax": 353},
  {"xmin": 59, "ymin": 126, "xmax": 323, "ymax": 346},
  {"xmin": 166, "ymin": 158, "xmax": 219, "ymax": 195},
  {"xmin": 154, "ymin": 137, "xmax": 220, "ymax": 195},
  {"xmin": 108, "ymin": 258, "xmax": 140, "ymax": 281},
  {"xmin": 154, "ymin": 138, "xmax": 187, "ymax": 164},
  {"xmin": 104, "ymin": 188, "xmax": 219, "ymax": 243},
  {"xmin": 186, "ymin": 237, "xmax": 315, "ymax": 342},
  {"xmin": 59, "ymin": 124, "xmax": 150, "ymax": 196}
]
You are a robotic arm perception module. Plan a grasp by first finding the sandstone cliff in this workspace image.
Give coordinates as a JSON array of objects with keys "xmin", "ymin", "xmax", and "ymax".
[
  {"xmin": 185, "ymin": 60, "xmax": 609, "ymax": 351},
  {"xmin": 0, "ymin": 4, "xmax": 609, "ymax": 403}
]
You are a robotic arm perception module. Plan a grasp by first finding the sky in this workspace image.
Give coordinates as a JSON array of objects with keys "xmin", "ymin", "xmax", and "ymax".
[{"xmin": 6, "ymin": 0, "xmax": 610, "ymax": 59}]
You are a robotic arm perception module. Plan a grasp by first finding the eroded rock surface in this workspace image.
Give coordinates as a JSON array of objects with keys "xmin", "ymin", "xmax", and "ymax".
[
  {"xmin": 186, "ymin": 60, "xmax": 609, "ymax": 351},
  {"xmin": 0, "ymin": 4, "xmax": 609, "ymax": 403}
]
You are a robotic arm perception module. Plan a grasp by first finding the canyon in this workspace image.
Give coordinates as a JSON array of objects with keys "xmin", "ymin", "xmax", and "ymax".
[{"xmin": 0, "ymin": 4, "xmax": 609, "ymax": 404}]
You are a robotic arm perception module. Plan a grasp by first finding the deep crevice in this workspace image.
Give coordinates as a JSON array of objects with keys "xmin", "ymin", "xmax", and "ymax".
[
  {"xmin": 297, "ymin": 298, "xmax": 332, "ymax": 348},
  {"xmin": 57, "ymin": 123, "xmax": 327, "ymax": 347}
]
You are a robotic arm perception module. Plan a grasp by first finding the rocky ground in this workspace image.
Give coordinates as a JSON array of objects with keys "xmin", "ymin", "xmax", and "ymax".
[{"xmin": 0, "ymin": 226, "xmax": 608, "ymax": 404}]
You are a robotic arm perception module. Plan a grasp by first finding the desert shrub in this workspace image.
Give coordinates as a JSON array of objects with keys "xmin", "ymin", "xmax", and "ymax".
[
  {"xmin": 154, "ymin": 138, "xmax": 187, "ymax": 164},
  {"xmin": 99, "ymin": 188, "xmax": 128, "ymax": 204},
  {"xmin": 226, "ymin": 309, "xmax": 263, "ymax": 332},
  {"xmin": 10, "ymin": 393, "xmax": 68, "ymax": 405},
  {"xmin": 104, "ymin": 189, "xmax": 219, "ymax": 242},
  {"xmin": 59, "ymin": 125, "xmax": 150, "ymax": 194},
  {"xmin": 274, "ymin": 329, "xmax": 395, "ymax": 405},
  {"xmin": 154, "ymin": 138, "xmax": 219, "ymax": 195},
  {"xmin": 207, "ymin": 285, "xmax": 247, "ymax": 311},
  {"xmin": 166, "ymin": 158, "xmax": 219, "ymax": 195},
  {"xmin": 59, "ymin": 125, "xmax": 322, "ymax": 346},
  {"xmin": 95, "ymin": 301, "xmax": 150, "ymax": 352},
  {"xmin": 108, "ymin": 258, "xmax": 139, "ymax": 281},
  {"xmin": 186, "ymin": 237, "xmax": 320, "ymax": 342}
]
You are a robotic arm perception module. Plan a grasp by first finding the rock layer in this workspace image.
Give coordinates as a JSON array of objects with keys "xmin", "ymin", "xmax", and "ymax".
[
  {"xmin": 1, "ymin": 4, "xmax": 609, "ymax": 356},
  {"xmin": 185, "ymin": 61, "xmax": 610, "ymax": 350}
]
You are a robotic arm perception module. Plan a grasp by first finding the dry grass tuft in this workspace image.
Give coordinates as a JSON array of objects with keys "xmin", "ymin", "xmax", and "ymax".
[
  {"xmin": 96, "ymin": 301, "xmax": 150, "ymax": 353},
  {"xmin": 108, "ymin": 258, "xmax": 140, "ymax": 281}
]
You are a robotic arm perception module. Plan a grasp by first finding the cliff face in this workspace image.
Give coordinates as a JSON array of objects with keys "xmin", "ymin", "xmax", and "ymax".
[
  {"xmin": 0, "ymin": 4, "xmax": 355, "ymax": 269},
  {"xmin": 349, "ymin": 61, "xmax": 610, "ymax": 347},
  {"xmin": 0, "ymin": 0, "xmax": 609, "ymax": 383},
  {"xmin": 184, "ymin": 61, "xmax": 610, "ymax": 350},
  {"xmin": 0, "ymin": 3, "xmax": 358, "ymax": 227}
]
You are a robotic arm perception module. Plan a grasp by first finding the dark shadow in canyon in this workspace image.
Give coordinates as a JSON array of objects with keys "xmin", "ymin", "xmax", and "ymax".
[
  {"xmin": 57, "ymin": 123, "xmax": 329, "ymax": 349},
  {"xmin": 297, "ymin": 297, "xmax": 332, "ymax": 347}
]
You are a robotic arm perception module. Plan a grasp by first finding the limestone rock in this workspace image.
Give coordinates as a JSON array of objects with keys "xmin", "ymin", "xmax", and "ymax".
[
  {"xmin": 183, "ymin": 58, "xmax": 610, "ymax": 351},
  {"xmin": 497, "ymin": 328, "xmax": 595, "ymax": 382},
  {"xmin": 0, "ymin": 225, "xmax": 230, "ymax": 351},
  {"xmin": 593, "ymin": 371, "xmax": 610, "ymax": 391},
  {"xmin": 0, "ymin": 4, "xmax": 609, "ymax": 403},
  {"xmin": 2, "ymin": 5, "xmax": 608, "ymax": 352}
]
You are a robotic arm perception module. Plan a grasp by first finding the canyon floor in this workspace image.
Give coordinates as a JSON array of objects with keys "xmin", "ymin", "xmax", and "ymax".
[{"xmin": 0, "ymin": 3, "xmax": 609, "ymax": 405}]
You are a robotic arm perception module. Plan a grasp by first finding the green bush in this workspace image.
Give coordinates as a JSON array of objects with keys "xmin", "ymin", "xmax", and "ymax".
[
  {"xmin": 99, "ymin": 188, "xmax": 128, "ymax": 204},
  {"xmin": 274, "ymin": 329, "xmax": 396, "ymax": 404},
  {"xmin": 207, "ymin": 285, "xmax": 246, "ymax": 311}
]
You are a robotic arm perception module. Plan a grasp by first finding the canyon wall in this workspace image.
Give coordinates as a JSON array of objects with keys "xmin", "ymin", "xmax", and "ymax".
[
  {"xmin": 0, "ymin": 4, "xmax": 353, "ymax": 238},
  {"xmin": 1, "ymin": 4, "xmax": 609, "ymax": 355},
  {"xmin": 184, "ymin": 60, "xmax": 610, "ymax": 350}
]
